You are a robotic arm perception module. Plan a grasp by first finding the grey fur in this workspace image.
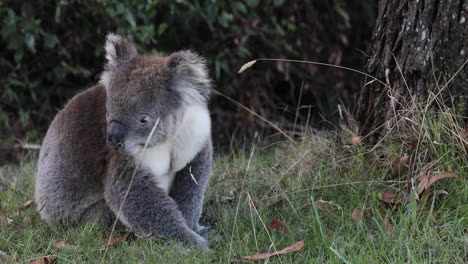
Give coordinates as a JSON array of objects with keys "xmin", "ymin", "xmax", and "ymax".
[
  {"xmin": 35, "ymin": 34, "xmax": 213, "ymax": 249},
  {"xmin": 170, "ymin": 139, "xmax": 212, "ymax": 231}
]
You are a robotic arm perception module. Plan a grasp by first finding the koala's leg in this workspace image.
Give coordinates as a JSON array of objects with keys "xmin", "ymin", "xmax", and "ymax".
[
  {"xmin": 78, "ymin": 199, "xmax": 126, "ymax": 230},
  {"xmin": 169, "ymin": 140, "xmax": 212, "ymax": 232},
  {"xmin": 104, "ymin": 157, "xmax": 207, "ymax": 249},
  {"xmin": 35, "ymin": 171, "xmax": 112, "ymax": 227}
]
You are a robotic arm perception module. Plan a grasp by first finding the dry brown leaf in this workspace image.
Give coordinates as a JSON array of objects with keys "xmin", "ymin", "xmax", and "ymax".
[
  {"xmin": 22, "ymin": 216, "xmax": 31, "ymax": 224},
  {"xmin": 381, "ymin": 192, "xmax": 396, "ymax": 204},
  {"xmin": 23, "ymin": 200, "xmax": 34, "ymax": 208},
  {"xmin": 417, "ymin": 174, "xmax": 430, "ymax": 195},
  {"xmin": 0, "ymin": 213, "xmax": 13, "ymax": 224},
  {"xmin": 53, "ymin": 239, "xmax": 72, "ymax": 249},
  {"xmin": 383, "ymin": 215, "xmax": 393, "ymax": 231},
  {"xmin": 348, "ymin": 136, "xmax": 363, "ymax": 146},
  {"xmin": 391, "ymin": 154, "xmax": 409, "ymax": 177},
  {"xmin": 350, "ymin": 208, "xmax": 364, "ymax": 221},
  {"xmin": 427, "ymin": 173, "xmax": 457, "ymax": 189},
  {"xmin": 103, "ymin": 233, "xmax": 130, "ymax": 246},
  {"xmin": 29, "ymin": 256, "xmax": 56, "ymax": 264},
  {"xmin": 243, "ymin": 240, "xmax": 304, "ymax": 260},
  {"xmin": 268, "ymin": 218, "xmax": 290, "ymax": 235},
  {"xmin": 417, "ymin": 173, "xmax": 457, "ymax": 197}
]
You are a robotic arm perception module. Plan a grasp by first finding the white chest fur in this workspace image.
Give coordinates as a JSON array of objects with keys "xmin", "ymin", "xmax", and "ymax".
[{"xmin": 136, "ymin": 105, "xmax": 210, "ymax": 193}]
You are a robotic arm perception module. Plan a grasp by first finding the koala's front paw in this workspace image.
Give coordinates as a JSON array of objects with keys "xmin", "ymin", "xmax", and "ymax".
[
  {"xmin": 193, "ymin": 233, "xmax": 209, "ymax": 251},
  {"xmin": 195, "ymin": 224, "xmax": 212, "ymax": 238},
  {"xmin": 182, "ymin": 228, "xmax": 208, "ymax": 250}
]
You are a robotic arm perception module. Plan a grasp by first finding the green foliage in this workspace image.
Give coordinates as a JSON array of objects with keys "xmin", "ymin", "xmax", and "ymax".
[
  {"xmin": 0, "ymin": 0, "xmax": 296, "ymax": 134},
  {"xmin": 0, "ymin": 0, "xmax": 376, "ymax": 147}
]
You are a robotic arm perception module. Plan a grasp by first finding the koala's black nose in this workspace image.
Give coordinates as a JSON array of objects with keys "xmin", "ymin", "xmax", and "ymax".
[{"xmin": 107, "ymin": 121, "xmax": 126, "ymax": 150}]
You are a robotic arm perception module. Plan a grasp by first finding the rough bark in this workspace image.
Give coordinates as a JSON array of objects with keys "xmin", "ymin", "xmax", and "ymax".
[{"xmin": 356, "ymin": 0, "xmax": 468, "ymax": 136}]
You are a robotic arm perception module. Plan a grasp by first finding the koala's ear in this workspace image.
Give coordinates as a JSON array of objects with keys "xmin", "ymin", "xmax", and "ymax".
[
  {"xmin": 104, "ymin": 33, "xmax": 137, "ymax": 67},
  {"xmin": 100, "ymin": 33, "xmax": 137, "ymax": 88},
  {"xmin": 166, "ymin": 51, "xmax": 212, "ymax": 104}
]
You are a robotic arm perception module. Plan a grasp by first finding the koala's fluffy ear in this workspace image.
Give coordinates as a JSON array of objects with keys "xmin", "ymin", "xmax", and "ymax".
[
  {"xmin": 166, "ymin": 51, "xmax": 212, "ymax": 104},
  {"xmin": 100, "ymin": 33, "xmax": 137, "ymax": 88}
]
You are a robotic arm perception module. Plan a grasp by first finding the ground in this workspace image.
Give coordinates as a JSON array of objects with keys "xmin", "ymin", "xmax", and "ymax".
[{"xmin": 0, "ymin": 112, "xmax": 466, "ymax": 263}]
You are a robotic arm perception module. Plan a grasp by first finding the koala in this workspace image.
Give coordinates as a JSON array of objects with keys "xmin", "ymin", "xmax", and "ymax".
[{"xmin": 35, "ymin": 34, "xmax": 213, "ymax": 249}]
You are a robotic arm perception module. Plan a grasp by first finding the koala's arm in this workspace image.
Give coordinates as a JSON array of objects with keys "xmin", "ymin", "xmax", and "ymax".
[
  {"xmin": 104, "ymin": 155, "xmax": 207, "ymax": 249},
  {"xmin": 169, "ymin": 139, "xmax": 212, "ymax": 231}
]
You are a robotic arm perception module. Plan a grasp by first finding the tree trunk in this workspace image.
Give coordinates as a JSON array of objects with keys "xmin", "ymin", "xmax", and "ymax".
[{"xmin": 356, "ymin": 0, "xmax": 468, "ymax": 137}]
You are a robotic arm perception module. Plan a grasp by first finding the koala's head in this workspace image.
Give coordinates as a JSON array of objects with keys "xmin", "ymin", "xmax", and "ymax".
[{"xmin": 100, "ymin": 34, "xmax": 211, "ymax": 155}]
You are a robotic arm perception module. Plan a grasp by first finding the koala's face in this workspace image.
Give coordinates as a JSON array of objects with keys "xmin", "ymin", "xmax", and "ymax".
[
  {"xmin": 100, "ymin": 34, "xmax": 211, "ymax": 155},
  {"xmin": 105, "ymin": 58, "xmax": 181, "ymax": 155}
]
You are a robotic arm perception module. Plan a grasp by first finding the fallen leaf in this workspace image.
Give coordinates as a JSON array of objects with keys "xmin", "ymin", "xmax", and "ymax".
[
  {"xmin": 381, "ymin": 192, "xmax": 396, "ymax": 204},
  {"xmin": 350, "ymin": 208, "xmax": 364, "ymax": 221},
  {"xmin": 417, "ymin": 173, "xmax": 457, "ymax": 198},
  {"xmin": 29, "ymin": 256, "xmax": 56, "ymax": 264},
  {"xmin": 0, "ymin": 213, "xmax": 13, "ymax": 224},
  {"xmin": 22, "ymin": 216, "xmax": 31, "ymax": 224},
  {"xmin": 268, "ymin": 218, "xmax": 290, "ymax": 235},
  {"xmin": 391, "ymin": 154, "xmax": 409, "ymax": 178},
  {"xmin": 23, "ymin": 200, "xmax": 34, "ymax": 208},
  {"xmin": 417, "ymin": 174, "xmax": 430, "ymax": 195},
  {"xmin": 243, "ymin": 240, "xmax": 304, "ymax": 260},
  {"xmin": 103, "ymin": 233, "xmax": 130, "ymax": 246},
  {"xmin": 348, "ymin": 136, "xmax": 363, "ymax": 146},
  {"xmin": 383, "ymin": 215, "xmax": 393, "ymax": 231},
  {"xmin": 53, "ymin": 239, "xmax": 72, "ymax": 249},
  {"xmin": 427, "ymin": 173, "xmax": 457, "ymax": 189}
]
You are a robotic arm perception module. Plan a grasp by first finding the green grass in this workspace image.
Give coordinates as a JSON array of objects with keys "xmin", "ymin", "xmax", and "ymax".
[{"xmin": 0, "ymin": 115, "xmax": 466, "ymax": 263}]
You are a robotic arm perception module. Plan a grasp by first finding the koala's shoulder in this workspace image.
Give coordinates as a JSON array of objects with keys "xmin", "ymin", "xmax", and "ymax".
[
  {"xmin": 47, "ymin": 85, "xmax": 108, "ymax": 149},
  {"xmin": 57, "ymin": 85, "xmax": 107, "ymax": 121}
]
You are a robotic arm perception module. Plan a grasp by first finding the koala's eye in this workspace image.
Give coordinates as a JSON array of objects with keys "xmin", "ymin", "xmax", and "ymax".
[{"xmin": 139, "ymin": 115, "xmax": 150, "ymax": 125}]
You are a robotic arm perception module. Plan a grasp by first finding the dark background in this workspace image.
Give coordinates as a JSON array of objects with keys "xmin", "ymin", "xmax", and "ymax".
[{"xmin": 0, "ymin": 0, "xmax": 376, "ymax": 163}]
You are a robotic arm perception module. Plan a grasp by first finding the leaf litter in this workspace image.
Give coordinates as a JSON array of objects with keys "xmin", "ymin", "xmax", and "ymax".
[
  {"xmin": 268, "ymin": 218, "xmax": 290, "ymax": 235},
  {"xmin": 28, "ymin": 256, "xmax": 56, "ymax": 264},
  {"xmin": 243, "ymin": 240, "xmax": 304, "ymax": 260}
]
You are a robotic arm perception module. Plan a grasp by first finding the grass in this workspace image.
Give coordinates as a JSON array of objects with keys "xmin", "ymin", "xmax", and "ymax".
[{"xmin": 0, "ymin": 110, "xmax": 466, "ymax": 263}]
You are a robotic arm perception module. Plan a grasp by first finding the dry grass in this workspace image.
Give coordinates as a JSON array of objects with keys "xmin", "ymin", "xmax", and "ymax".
[{"xmin": 0, "ymin": 57, "xmax": 466, "ymax": 262}]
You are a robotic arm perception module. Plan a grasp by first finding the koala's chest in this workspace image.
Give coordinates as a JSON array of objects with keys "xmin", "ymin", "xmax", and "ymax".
[
  {"xmin": 137, "ymin": 106, "xmax": 210, "ymax": 193},
  {"xmin": 138, "ymin": 142, "xmax": 175, "ymax": 192}
]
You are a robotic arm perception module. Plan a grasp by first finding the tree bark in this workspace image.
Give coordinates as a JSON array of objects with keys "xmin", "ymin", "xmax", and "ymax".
[{"xmin": 356, "ymin": 0, "xmax": 468, "ymax": 137}]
